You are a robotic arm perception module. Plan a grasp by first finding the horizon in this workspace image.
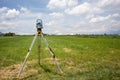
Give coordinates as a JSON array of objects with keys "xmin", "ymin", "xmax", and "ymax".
[{"xmin": 0, "ymin": 31, "xmax": 120, "ymax": 36}]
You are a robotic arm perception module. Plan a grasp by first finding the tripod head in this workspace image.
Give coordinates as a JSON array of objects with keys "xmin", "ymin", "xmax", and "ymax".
[{"xmin": 36, "ymin": 19, "xmax": 43, "ymax": 31}]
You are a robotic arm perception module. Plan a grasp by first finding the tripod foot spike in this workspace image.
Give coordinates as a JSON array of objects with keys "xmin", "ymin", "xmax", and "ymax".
[
  {"xmin": 59, "ymin": 71, "xmax": 64, "ymax": 76},
  {"xmin": 16, "ymin": 77, "xmax": 20, "ymax": 80}
]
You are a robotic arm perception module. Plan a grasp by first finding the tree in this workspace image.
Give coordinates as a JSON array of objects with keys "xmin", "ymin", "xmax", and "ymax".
[{"xmin": 4, "ymin": 32, "xmax": 15, "ymax": 36}]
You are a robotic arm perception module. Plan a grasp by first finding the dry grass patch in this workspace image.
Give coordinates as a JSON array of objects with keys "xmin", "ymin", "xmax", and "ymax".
[
  {"xmin": 0, "ymin": 60, "xmax": 38, "ymax": 80},
  {"xmin": 63, "ymin": 48, "xmax": 72, "ymax": 53},
  {"xmin": 43, "ymin": 57, "xmax": 60, "ymax": 65},
  {"xmin": 63, "ymin": 47, "xmax": 78, "ymax": 55},
  {"xmin": 45, "ymin": 47, "xmax": 49, "ymax": 51},
  {"xmin": 0, "ymin": 64, "xmax": 20, "ymax": 80},
  {"xmin": 45, "ymin": 47, "xmax": 57, "ymax": 51}
]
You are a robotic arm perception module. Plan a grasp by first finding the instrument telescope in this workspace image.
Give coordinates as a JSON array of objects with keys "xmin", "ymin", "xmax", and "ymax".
[{"xmin": 36, "ymin": 19, "xmax": 43, "ymax": 31}]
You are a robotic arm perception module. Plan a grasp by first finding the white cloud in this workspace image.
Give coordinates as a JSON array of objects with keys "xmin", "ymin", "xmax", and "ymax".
[
  {"xmin": 0, "ymin": 21, "xmax": 18, "ymax": 32},
  {"xmin": 112, "ymin": 13, "xmax": 120, "ymax": 17},
  {"xmin": 0, "ymin": 7, "xmax": 43, "ymax": 34},
  {"xmin": 47, "ymin": 0, "xmax": 78, "ymax": 9},
  {"xmin": 89, "ymin": 16, "xmax": 110, "ymax": 23},
  {"xmin": 88, "ymin": 13, "xmax": 120, "ymax": 34},
  {"xmin": 45, "ymin": 20, "xmax": 70, "ymax": 34},
  {"xmin": 45, "ymin": 20, "xmax": 63, "ymax": 28},
  {"xmin": 20, "ymin": 7, "xmax": 30, "ymax": 13},
  {"xmin": 89, "ymin": 13, "xmax": 120, "ymax": 23},
  {"xmin": 0, "ymin": 21, "xmax": 15, "ymax": 28},
  {"xmin": 0, "ymin": 7, "xmax": 8, "ymax": 13},
  {"xmin": 45, "ymin": 21, "xmax": 56, "ymax": 27},
  {"xmin": 65, "ymin": 2, "xmax": 103, "ymax": 15},
  {"xmin": 98, "ymin": 0, "xmax": 120, "ymax": 9},
  {"xmin": 0, "ymin": 7, "xmax": 20, "ymax": 20},
  {"xmin": 6, "ymin": 9, "xmax": 20, "ymax": 19},
  {"xmin": 49, "ymin": 12, "xmax": 64, "ymax": 18},
  {"xmin": 67, "ymin": 0, "xmax": 78, "ymax": 6}
]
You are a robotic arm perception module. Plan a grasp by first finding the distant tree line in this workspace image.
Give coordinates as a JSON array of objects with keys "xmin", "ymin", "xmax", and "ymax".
[
  {"xmin": 0, "ymin": 32, "xmax": 119, "ymax": 37},
  {"xmin": 0, "ymin": 32, "xmax": 15, "ymax": 36},
  {"xmin": 71, "ymin": 33, "xmax": 120, "ymax": 38}
]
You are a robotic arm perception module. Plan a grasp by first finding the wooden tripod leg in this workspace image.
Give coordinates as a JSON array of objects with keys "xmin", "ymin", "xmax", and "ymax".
[
  {"xmin": 38, "ymin": 44, "xmax": 40, "ymax": 65},
  {"xmin": 38, "ymin": 33, "xmax": 41, "ymax": 65}
]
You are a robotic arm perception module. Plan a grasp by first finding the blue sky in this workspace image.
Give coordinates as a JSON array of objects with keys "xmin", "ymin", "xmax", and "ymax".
[{"xmin": 0, "ymin": 0, "xmax": 120, "ymax": 35}]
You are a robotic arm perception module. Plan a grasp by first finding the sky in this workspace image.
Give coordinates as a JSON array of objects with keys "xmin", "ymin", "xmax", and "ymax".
[{"xmin": 0, "ymin": 0, "xmax": 120, "ymax": 35}]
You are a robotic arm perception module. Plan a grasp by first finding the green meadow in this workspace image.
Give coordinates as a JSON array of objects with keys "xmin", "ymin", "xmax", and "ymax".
[{"xmin": 0, "ymin": 35, "xmax": 120, "ymax": 80}]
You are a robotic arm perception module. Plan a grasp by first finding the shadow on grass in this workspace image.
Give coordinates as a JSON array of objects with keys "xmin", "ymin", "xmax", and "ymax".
[
  {"xmin": 39, "ymin": 64, "xmax": 51, "ymax": 73},
  {"xmin": 21, "ymin": 73, "xmax": 38, "ymax": 80}
]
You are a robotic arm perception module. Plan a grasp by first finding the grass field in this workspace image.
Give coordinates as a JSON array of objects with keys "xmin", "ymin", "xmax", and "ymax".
[{"xmin": 0, "ymin": 35, "xmax": 120, "ymax": 80}]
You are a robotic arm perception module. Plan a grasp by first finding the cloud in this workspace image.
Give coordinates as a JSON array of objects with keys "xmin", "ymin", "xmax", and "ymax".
[
  {"xmin": 0, "ymin": 21, "xmax": 16, "ymax": 30},
  {"xmin": 20, "ymin": 7, "xmax": 30, "ymax": 13},
  {"xmin": 0, "ymin": 7, "xmax": 8, "ymax": 13},
  {"xmin": 89, "ymin": 13, "xmax": 120, "ymax": 23},
  {"xmin": 98, "ymin": 0, "xmax": 120, "ymax": 9},
  {"xmin": 6, "ymin": 9, "xmax": 20, "ymax": 19},
  {"xmin": 0, "ymin": 7, "xmax": 20, "ymax": 20},
  {"xmin": 19, "ymin": 7, "xmax": 43, "ymax": 20},
  {"xmin": 65, "ymin": 2, "xmax": 103, "ymax": 15},
  {"xmin": 45, "ymin": 20, "xmax": 73, "ymax": 34},
  {"xmin": 45, "ymin": 20, "xmax": 64, "ymax": 29},
  {"xmin": 89, "ymin": 15, "xmax": 110, "ymax": 23},
  {"xmin": 88, "ymin": 13, "xmax": 120, "ymax": 34},
  {"xmin": 0, "ymin": 7, "xmax": 43, "ymax": 34},
  {"xmin": 0, "ymin": 7, "xmax": 20, "ymax": 33},
  {"xmin": 47, "ymin": 0, "xmax": 78, "ymax": 9},
  {"xmin": 49, "ymin": 12, "xmax": 64, "ymax": 18}
]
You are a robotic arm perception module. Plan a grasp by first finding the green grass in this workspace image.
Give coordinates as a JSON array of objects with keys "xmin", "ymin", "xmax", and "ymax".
[{"xmin": 0, "ymin": 35, "xmax": 120, "ymax": 80}]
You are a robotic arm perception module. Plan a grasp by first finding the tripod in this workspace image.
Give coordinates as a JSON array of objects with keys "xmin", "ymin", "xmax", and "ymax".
[{"xmin": 16, "ymin": 29, "xmax": 63, "ymax": 80}]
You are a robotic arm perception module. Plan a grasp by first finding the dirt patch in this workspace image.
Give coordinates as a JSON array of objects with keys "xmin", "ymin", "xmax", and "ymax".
[
  {"xmin": 0, "ymin": 60, "xmax": 38, "ymax": 80},
  {"xmin": 63, "ymin": 48, "xmax": 72, "ymax": 53}
]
